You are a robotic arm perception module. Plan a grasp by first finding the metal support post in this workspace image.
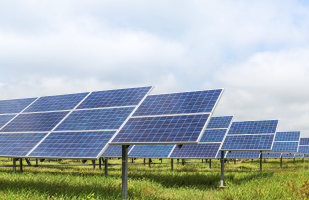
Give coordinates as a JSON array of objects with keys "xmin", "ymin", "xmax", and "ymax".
[
  {"xmin": 13, "ymin": 158, "xmax": 16, "ymax": 173},
  {"xmin": 36, "ymin": 159, "xmax": 38, "ymax": 166},
  {"xmin": 209, "ymin": 159, "xmax": 211, "ymax": 169},
  {"xmin": 220, "ymin": 151, "xmax": 225, "ymax": 188},
  {"xmin": 92, "ymin": 160, "xmax": 95, "ymax": 169},
  {"xmin": 143, "ymin": 158, "xmax": 145, "ymax": 166},
  {"xmin": 234, "ymin": 159, "xmax": 236, "ymax": 165},
  {"xmin": 99, "ymin": 158, "xmax": 102, "ymax": 170},
  {"xmin": 131, "ymin": 158, "xmax": 134, "ymax": 163},
  {"xmin": 202, "ymin": 159, "xmax": 203, "ymax": 163},
  {"xmin": 177, "ymin": 159, "xmax": 179, "ymax": 165},
  {"xmin": 182, "ymin": 159, "xmax": 185, "ymax": 166},
  {"xmin": 171, "ymin": 159, "xmax": 173, "ymax": 170},
  {"xmin": 149, "ymin": 158, "xmax": 151, "ymax": 168},
  {"xmin": 122, "ymin": 145, "xmax": 129, "ymax": 200},
  {"xmin": 20, "ymin": 158, "xmax": 23, "ymax": 173},
  {"xmin": 105, "ymin": 158, "xmax": 108, "ymax": 176},
  {"xmin": 280, "ymin": 155, "xmax": 283, "ymax": 168},
  {"xmin": 260, "ymin": 151, "xmax": 262, "ymax": 172}
]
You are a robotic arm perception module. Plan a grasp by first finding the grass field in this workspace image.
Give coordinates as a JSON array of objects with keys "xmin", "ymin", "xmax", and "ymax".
[{"xmin": 0, "ymin": 158, "xmax": 308, "ymax": 199}]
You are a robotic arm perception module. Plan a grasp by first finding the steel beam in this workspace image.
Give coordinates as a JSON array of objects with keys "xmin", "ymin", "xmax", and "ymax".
[
  {"xmin": 280, "ymin": 155, "xmax": 283, "ymax": 168},
  {"xmin": 209, "ymin": 159, "xmax": 211, "ymax": 169},
  {"xmin": 105, "ymin": 158, "xmax": 108, "ymax": 176},
  {"xmin": 260, "ymin": 151, "xmax": 262, "ymax": 172},
  {"xmin": 122, "ymin": 145, "xmax": 129, "ymax": 200},
  {"xmin": 220, "ymin": 151, "xmax": 225, "ymax": 188},
  {"xmin": 171, "ymin": 159, "xmax": 173, "ymax": 171}
]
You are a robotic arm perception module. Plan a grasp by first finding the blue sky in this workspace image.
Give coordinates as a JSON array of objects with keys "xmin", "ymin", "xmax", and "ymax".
[{"xmin": 1, "ymin": 1, "xmax": 309, "ymax": 135}]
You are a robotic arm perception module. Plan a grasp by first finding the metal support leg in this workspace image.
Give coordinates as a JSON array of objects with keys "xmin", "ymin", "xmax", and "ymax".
[
  {"xmin": 122, "ymin": 145, "xmax": 129, "ymax": 200},
  {"xmin": 105, "ymin": 158, "xmax": 108, "ymax": 176},
  {"xmin": 92, "ymin": 160, "xmax": 95, "ymax": 169},
  {"xmin": 36, "ymin": 159, "xmax": 38, "ymax": 166},
  {"xmin": 280, "ymin": 156, "xmax": 283, "ymax": 168},
  {"xmin": 131, "ymin": 158, "xmax": 133, "ymax": 163},
  {"xmin": 13, "ymin": 158, "xmax": 16, "ymax": 173},
  {"xmin": 99, "ymin": 158, "xmax": 102, "ymax": 170},
  {"xmin": 209, "ymin": 159, "xmax": 211, "ymax": 169},
  {"xmin": 20, "ymin": 158, "xmax": 23, "ymax": 173},
  {"xmin": 202, "ymin": 159, "xmax": 203, "ymax": 163},
  {"xmin": 220, "ymin": 151, "xmax": 225, "ymax": 188},
  {"xmin": 260, "ymin": 151, "xmax": 262, "ymax": 172},
  {"xmin": 171, "ymin": 159, "xmax": 173, "ymax": 171},
  {"xmin": 143, "ymin": 158, "xmax": 145, "ymax": 166},
  {"xmin": 234, "ymin": 159, "xmax": 236, "ymax": 165},
  {"xmin": 149, "ymin": 158, "xmax": 151, "ymax": 168},
  {"xmin": 177, "ymin": 159, "xmax": 179, "ymax": 165},
  {"xmin": 182, "ymin": 159, "xmax": 185, "ymax": 166}
]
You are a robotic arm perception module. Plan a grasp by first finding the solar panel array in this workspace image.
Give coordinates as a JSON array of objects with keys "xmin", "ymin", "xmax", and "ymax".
[
  {"xmin": 0, "ymin": 87, "xmax": 153, "ymax": 159},
  {"xmin": 262, "ymin": 153, "xmax": 282, "ymax": 158},
  {"xmin": 221, "ymin": 120, "xmax": 279, "ymax": 151},
  {"xmin": 298, "ymin": 138, "xmax": 309, "ymax": 155},
  {"xmin": 110, "ymin": 89, "xmax": 224, "ymax": 145},
  {"xmin": 282, "ymin": 154, "xmax": 294, "ymax": 158}
]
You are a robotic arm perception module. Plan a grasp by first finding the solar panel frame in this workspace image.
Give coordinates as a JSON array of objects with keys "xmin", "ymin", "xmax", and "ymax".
[{"xmin": 110, "ymin": 89, "xmax": 224, "ymax": 145}]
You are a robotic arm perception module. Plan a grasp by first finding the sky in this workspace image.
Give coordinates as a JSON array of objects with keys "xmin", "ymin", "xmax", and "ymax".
[{"xmin": 1, "ymin": 1, "xmax": 309, "ymax": 135}]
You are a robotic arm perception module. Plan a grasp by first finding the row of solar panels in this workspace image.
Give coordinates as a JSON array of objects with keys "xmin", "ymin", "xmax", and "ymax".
[{"xmin": 1, "ymin": 86, "xmax": 309, "ymax": 160}]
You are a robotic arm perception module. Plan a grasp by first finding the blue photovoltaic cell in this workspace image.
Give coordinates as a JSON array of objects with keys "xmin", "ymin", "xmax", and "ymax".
[
  {"xmin": 170, "ymin": 143, "xmax": 221, "ymax": 158},
  {"xmin": 0, "ymin": 133, "xmax": 47, "ymax": 156},
  {"xmin": 199, "ymin": 129, "xmax": 227, "ymax": 143},
  {"xmin": 133, "ymin": 89, "xmax": 223, "ymax": 116},
  {"xmin": 206, "ymin": 116, "xmax": 233, "ymax": 129},
  {"xmin": 216, "ymin": 151, "xmax": 228, "ymax": 158},
  {"xmin": 55, "ymin": 107, "xmax": 134, "ymax": 131},
  {"xmin": 101, "ymin": 145, "xmax": 134, "ymax": 158},
  {"xmin": 77, "ymin": 87, "xmax": 152, "ymax": 109},
  {"xmin": 0, "ymin": 98, "xmax": 37, "ymax": 114},
  {"xmin": 29, "ymin": 131, "xmax": 116, "ymax": 158},
  {"xmin": 228, "ymin": 120, "xmax": 278, "ymax": 135},
  {"xmin": 300, "ymin": 138, "xmax": 309, "ymax": 145},
  {"xmin": 221, "ymin": 134, "xmax": 275, "ymax": 150},
  {"xmin": 282, "ymin": 154, "xmax": 294, "ymax": 158},
  {"xmin": 295, "ymin": 154, "xmax": 304, "ymax": 158},
  {"xmin": 111, "ymin": 114, "xmax": 210, "ymax": 144},
  {"xmin": 297, "ymin": 146, "xmax": 309, "ymax": 154},
  {"xmin": 0, "ymin": 111, "xmax": 69, "ymax": 132},
  {"xmin": 269, "ymin": 142, "xmax": 298, "ymax": 153},
  {"xmin": 262, "ymin": 153, "xmax": 282, "ymax": 158},
  {"xmin": 0, "ymin": 115, "xmax": 16, "ymax": 129},
  {"xmin": 25, "ymin": 93, "xmax": 89, "ymax": 113},
  {"xmin": 304, "ymin": 155, "xmax": 309, "ymax": 158},
  {"xmin": 275, "ymin": 131, "xmax": 300, "ymax": 142},
  {"xmin": 129, "ymin": 145, "xmax": 175, "ymax": 158},
  {"xmin": 225, "ymin": 151, "xmax": 260, "ymax": 159}
]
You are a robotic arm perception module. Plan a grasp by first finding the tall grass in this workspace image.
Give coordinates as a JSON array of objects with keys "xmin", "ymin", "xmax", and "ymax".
[{"xmin": 0, "ymin": 158, "xmax": 308, "ymax": 199}]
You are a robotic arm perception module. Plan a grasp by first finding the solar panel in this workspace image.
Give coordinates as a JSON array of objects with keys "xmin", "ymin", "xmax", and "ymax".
[
  {"xmin": 262, "ymin": 153, "xmax": 281, "ymax": 158},
  {"xmin": 268, "ymin": 142, "xmax": 298, "ymax": 153},
  {"xmin": 24, "ymin": 93, "xmax": 89, "ymax": 113},
  {"xmin": 55, "ymin": 107, "xmax": 135, "ymax": 131},
  {"xmin": 300, "ymin": 138, "xmax": 309, "ymax": 145},
  {"xmin": 295, "ymin": 154, "xmax": 304, "ymax": 158},
  {"xmin": 78, "ymin": 87, "xmax": 152, "ymax": 109},
  {"xmin": 133, "ymin": 89, "xmax": 223, "ymax": 116},
  {"xmin": 199, "ymin": 129, "xmax": 227, "ymax": 143},
  {"xmin": 275, "ymin": 131, "xmax": 300, "ymax": 142},
  {"xmin": 101, "ymin": 145, "xmax": 134, "ymax": 158},
  {"xmin": 0, "ymin": 86, "xmax": 153, "ymax": 159},
  {"xmin": 225, "ymin": 151, "xmax": 261, "ymax": 159},
  {"xmin": 112, "ymin": 114, "xmax": 210, "ymax": 144},
  {"xmin": 221, "ymin": 120, "xmax": 278, "ymax": 151},
  {"xmin": 170, "ymin": 143, "xmax": 221, "ymax": 159},
  {"xmin": 0, "ymin": 112, "xmax": 69, "ymax": 132},
  {"xmin": 282, "ymin": 154, "xmax": 294, "ymax": 158},
  {"xmin": 304, "ymin": 155, "xmax": 309, "ymax": 158},
  {"xmin": 0, "ymin": 133, "xmax": 47, "ymax": 157},
  {"xmin": 221, "ymin": 134, "xmax": 275, "ymax": 151},
  {"xmin": 227, "ymin": 120, "xmax": 278, "ymax": 135},
  {"xmin": 110, "ymin": 89, "xmax": 224, "ymax": 145},
  {"xmin": 0, "ymin": 115, "xmax": 16, "ymax": 129},
  {"xmin": 129, "ymin": 145, "xmax": 175, "ymax": 158},
  {"xmin": 297, "ymin": 146, "xmax": 309, "ymax": 154},
  {"xmin": 0, "ymin": 97, "xmax": 37, "ymax": 114},
  {"xmin": 206, "ymin": 116, "xmax": 233, "ymax": 129}
]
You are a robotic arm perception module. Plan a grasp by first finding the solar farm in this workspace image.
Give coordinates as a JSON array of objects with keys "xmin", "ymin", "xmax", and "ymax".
[{"xmin": 0, "ymin": 86, "xmax": 309, "ymax": 199}]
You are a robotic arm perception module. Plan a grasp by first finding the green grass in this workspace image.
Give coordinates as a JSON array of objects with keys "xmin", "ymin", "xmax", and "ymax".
[{"xmin": 0, "ymin": 158, "xmax": 309, "ymax": 199}]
